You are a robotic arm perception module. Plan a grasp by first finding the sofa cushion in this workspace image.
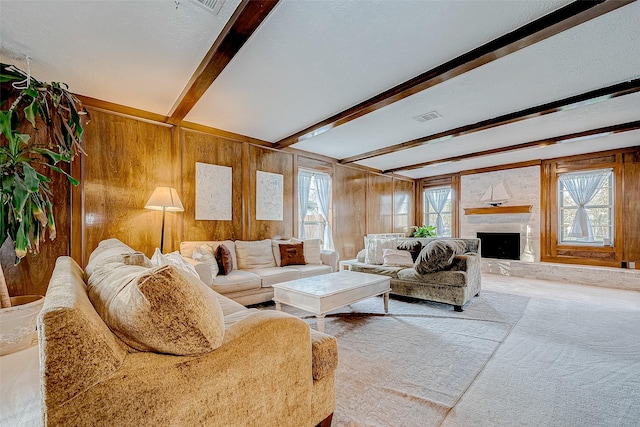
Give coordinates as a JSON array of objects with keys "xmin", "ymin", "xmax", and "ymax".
[
  {"xmin": 249, "ymin": 267, "xmax": 301, "ymax": 288},
  {"xmin": 350, "ymin": 262, "xmax": 403, "ymax": 279},
  {"xmin": 414, "ymin": 240, "xmax": 467, "ymax": 274},
  {"xmin": 364, "ymin": 238, "xmax": 398, "ymax": 265},
  {"xmin": 211, "ymin": 270, "xmax": 262, "ymax": 294},
  {"xmin": 180, "ymin": 240, "xmax": 238, "ymax": 269},
  {"xmin": 214, "ymin": 292, "xmax": 247, "ymax": 316},
  {"xmin": 397, "ymin": 240, "xmax": 423, "ymax": 262},
  {"xmin": 87, "ymin": 263, "xmax": 225, "ymax": 356},
  {"xmin": 382, "ymin": 249, "xmax": 413, "ymax": 267},
  {"xmin": 235, "ymin": 239, "xmax": 277, "ymax": 270},
  {"xmin": 397, "ymin": 268, "xmax": 467, "ymax": 287},
  {"xmin": 282, "ymin": 264, "xmax": 333, "ymax": 278},
  {"xmin": 279, "ymin": 243, "xmax": 306, "ymax": 266},
  {"xmin": 215, "ymin": 244, "xmax": 234, "ymax": 275},
  {"xmin": 291, "ymin": 238, "xmax": 323, "ymax": 265}
]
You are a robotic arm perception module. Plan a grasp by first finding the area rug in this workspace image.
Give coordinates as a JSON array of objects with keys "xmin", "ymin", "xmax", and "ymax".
[
  {"xmin": 271, "ymin": 291, "xmax": 530, "ymax": 426},
  {"xmin": 439, "ymin": 296, "xmax": 640, "ymax": 427}
]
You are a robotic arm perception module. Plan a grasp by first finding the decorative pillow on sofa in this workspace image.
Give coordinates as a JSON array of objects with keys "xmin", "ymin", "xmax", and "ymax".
[
  {"xmin": 397, "ymin": 240, "xmax": 423, "ymax": 262},
  {"xmin": 87, "ymin": 262, "xmax": 225, "ymax": 356},
  {"xmin": 290, "ymin": 238, "xmax": 322, "ymax": 265},
  {"xmin": 414, "ymin": 240, "xmax": 467, "ymax": 274},
  {"xmin": 382, "ymin": 249, "xmax": 414, "ymax": 267},
  {"xmin": 215, "ymin": 244, "xmax": 234, "ymax": 275},
  {"xmin": 192, "ymin": 243, "xmax": 219, "ymax": 279},
  {"xmin": 150, "ymin": 248, "xmax": 199, "ymax": 279},
  {"xmin": 235, "ymin": 239, "xmax": 277, "ymax": 270},
  {"xmin": 279, "ymin": 243, "xmax": 306, "ymax": 266},
  {"xmin": 365, "ymin": 238, "xmax": 398, "ymax": 265},
  {"xmin": 85, "ymin": 238, "xmax": 146, "ymax": 280}
]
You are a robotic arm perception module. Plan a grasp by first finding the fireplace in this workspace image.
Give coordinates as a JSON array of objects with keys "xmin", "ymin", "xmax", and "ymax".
[{"xmin": 477, "ymin": 232, "xmax": 520, "ymax": 260}]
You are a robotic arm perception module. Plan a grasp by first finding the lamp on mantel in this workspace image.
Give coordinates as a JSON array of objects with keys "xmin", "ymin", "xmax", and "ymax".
[{"xmin": 144, "ymin": 186, "xmax": 184, "ymax": 252}]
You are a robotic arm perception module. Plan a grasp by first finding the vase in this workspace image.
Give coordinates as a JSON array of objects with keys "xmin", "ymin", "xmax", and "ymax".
[{"xmin": 0, "ymin": 295, "xmax": 45, "ymax": 356}]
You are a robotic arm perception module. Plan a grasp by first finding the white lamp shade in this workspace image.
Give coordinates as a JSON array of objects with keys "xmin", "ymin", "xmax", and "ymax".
[{"xmin": 144, "ymin": 187, "xmax": 184, "ymax": 212}]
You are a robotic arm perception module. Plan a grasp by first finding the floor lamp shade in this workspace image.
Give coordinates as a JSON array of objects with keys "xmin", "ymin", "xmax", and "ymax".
[{"xmin": 145, "ymin": 187, "xmax": 184, "ymax": 252}]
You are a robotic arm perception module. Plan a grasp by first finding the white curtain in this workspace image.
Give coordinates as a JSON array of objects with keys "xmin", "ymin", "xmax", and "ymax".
[
  {"xmin": 298, "ymin": 171, "xmax": 313, "ymax": 239},
  {"xmin": 426, "ymin": 187, "xmax": 450, "ymax": 236},
  {"xmin": 559, "ymin": 170, "xmax": 610, "ymax": 240},
  {"xmin": 314, "ymin": 173, "xmax": 335, "ymax": 250}
]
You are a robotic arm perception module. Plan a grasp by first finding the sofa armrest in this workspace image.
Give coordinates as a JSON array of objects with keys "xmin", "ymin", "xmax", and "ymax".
[
  {"xmin": 320, "ymin": 250, "xmax": 339, "ymax": 272},
  {"xmin": 310, "ymin": 329, "xmax": 338, "ymax": 380},
  {"xmin": 45, "ymin": 310, "xmax": 316, "ymax": 426}
]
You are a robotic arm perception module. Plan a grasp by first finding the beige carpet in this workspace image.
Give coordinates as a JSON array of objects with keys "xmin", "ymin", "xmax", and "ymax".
[
  {"xmin": 276, "ymin": 291, "xmax": 529, "ymax": 426},
  {"xmin": 274, "ymin": 282, "xmax": 640, "ymax": 427}
]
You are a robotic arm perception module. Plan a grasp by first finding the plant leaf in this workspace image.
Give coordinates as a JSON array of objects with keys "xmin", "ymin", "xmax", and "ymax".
[
  {"xmin": 0, "ymin": 110, "xmax": 13, "ymax": 142},
  {"xmin": 22, "ymin": 162, "xmax": 40, "ymax": 192},
  {"xmin": 24, "ymin": 98, "xmax": 39, "ymax": 128},
  {"xmin": 11, "ymin": 176, "xmax": 29, "ymax": 221},
  {"xmin": 14, "ymin": 220, "xmax": 28, "ymax": 259},
  {"xmin": 45, "ymin": 164, "xmax": 79, "ymax": 186}
]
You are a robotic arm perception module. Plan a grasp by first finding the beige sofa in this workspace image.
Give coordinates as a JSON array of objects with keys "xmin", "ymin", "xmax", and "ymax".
[
  {"xmin": 180, "ymin": 239, "xmax": 340, "ymax": 305},
  {"xmin": 38, "ymin": 239, "xmax": 338, "ymax": 427},
  {"xmin": 350, "ymin": 238, "xmax": 481, "ymax": 311}
]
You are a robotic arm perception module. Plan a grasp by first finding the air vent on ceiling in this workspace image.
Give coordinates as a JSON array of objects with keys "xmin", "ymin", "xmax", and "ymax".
[
  {"xmin": 189, "ymin": 0, "xmax": 226, "ymax": 15},
  {"xmin": 412, "ymin": 111, "xmax": 442, "ymax": 123}
]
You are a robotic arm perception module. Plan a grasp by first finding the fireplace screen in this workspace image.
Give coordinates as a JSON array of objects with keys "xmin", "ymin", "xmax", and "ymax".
[{"xmin": 477, "ymin": 232, "xmax": 520, "ymax": 260}]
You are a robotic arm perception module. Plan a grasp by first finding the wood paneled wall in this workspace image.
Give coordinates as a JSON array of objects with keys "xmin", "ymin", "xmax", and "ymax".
[
  {"xmin": 181, "ymin": 129, "xmax": 244, "ymax": 241},
  {"xmin": 333, "ymin": 165, "xmax": 368, "ymax": 260},
  {"xmin": 5, "ymin": 107, "xmax": 416, "ymax": 296},
  {"xmin": 248, "ymin": 145, "xmax": 294, "ymax": 240},
  {"xmin": 367, "ymin": 173, "xmax": 394, "ymax": 234},
  {"xmin": 78, "ymin": 110, "xmax": 177, "ymax": 264}
]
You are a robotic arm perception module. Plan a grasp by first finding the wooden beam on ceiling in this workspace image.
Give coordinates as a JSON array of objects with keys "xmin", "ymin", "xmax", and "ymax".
[
  {"xmin": 167, "ymin": 0, "xmax": 280, "ymax": 125},
  {"xmin": 274, "ymin": 0, "xmax": 632, "ymax": 149},
  {"xmin": 382, "ymin": 120, "xmax": 640, "ymax": 174},
  {"xmin": 341, "ymin": 78, "xmax": 640, "ymax": 164}
]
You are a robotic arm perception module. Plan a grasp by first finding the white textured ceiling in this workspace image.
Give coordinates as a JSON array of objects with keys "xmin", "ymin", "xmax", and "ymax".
[
  {"xmin": 1, "ymin": 0, "xmax": 639, "ymax": 179},
  {"xmin": 185, "ymin": 0, "xmax": 572, "ymax": 141},
  {"xmin": 0, "ymin": 0, "xmax": 241, "ymax": 115}
]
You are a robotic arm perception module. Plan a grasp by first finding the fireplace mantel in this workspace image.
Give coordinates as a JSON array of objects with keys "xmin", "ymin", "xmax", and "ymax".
[{"xmin": 464, "ymin": 205, "xmax": 532, "ymax": 215}]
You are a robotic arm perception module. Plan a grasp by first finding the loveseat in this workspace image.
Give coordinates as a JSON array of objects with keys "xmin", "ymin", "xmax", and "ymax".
[
  {"xmin": 38, "ymin": 239, "xmax": 338, "ymax": 426},
  {"xmin": 350, "ymin": 237, "xmax": 481, "ymax": 311},
  {"xmin": 180, "ymin": 238, "xmax": 340, "ymax": 305}
]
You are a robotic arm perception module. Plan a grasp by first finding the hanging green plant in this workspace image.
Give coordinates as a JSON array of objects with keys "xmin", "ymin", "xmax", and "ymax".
[{"xmin": 0, "ymin": 62, "xmax": 88, "ymax": 262}]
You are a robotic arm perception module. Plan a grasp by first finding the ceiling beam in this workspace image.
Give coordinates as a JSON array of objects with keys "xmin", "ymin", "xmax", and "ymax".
[
  {"xmin": 274, "ymin": 0, "xmax": 632, "ymax": 149},
  {"xmin": 341, "ymin": 78, "xmax": 640, "ymax": 164},
  {"xmin": 382, "ymin": 120, "xmax": 640, "ymax": 174},
  {"xmin": 167, "ymin": 0, "xmax": 279, "ymax": 125}
]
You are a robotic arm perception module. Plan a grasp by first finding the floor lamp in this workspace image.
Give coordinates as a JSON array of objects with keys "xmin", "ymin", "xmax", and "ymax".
[{"xmin": 144, "ymin": 186, "xmax": 184, "ymax": 253}]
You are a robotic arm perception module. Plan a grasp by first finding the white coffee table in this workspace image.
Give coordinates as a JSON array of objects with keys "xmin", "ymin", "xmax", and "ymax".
[{"xmin": 272, "ymin": 271, "xmax": 391, "ymax": 332}]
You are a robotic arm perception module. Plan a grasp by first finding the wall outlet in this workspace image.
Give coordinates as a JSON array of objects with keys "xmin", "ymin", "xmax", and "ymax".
[{"xmin": 630, "ymin": 261, "xmax": 636, "ymax": 269}]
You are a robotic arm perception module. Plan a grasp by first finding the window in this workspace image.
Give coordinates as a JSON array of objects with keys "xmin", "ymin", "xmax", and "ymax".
[
  {"xmin": 558, "ymin": 168, "xmax": 613, "ymax": 245},
  {"xmin": 423, "ymin": 186, "xmax": 452, "ymax": 237},
  {"xmin": 298, "ymin": 170, "xmax": 334, "ymax": 250}
]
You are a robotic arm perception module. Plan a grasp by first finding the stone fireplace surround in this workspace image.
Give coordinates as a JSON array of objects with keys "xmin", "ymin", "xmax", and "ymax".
[{"xmin": 460, "ymin": 166, "xmax": 639, "ymax": 292}]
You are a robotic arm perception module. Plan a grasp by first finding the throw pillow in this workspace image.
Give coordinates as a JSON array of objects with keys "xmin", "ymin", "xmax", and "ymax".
[
  {"xmin": 382, "ymin": 249, "xmax": 414, "ymax": 267},
  {"xmin": 414, "ymin": 240, "xmax": 467, "ymax": 274},
  {"xmin": 279, "ymin": 243, "xmax": 306, "ymax": 266},
  {"xmin": 234, "ymin": 239, "xmax": 277, "ymax": 270},
  {"xmin": 290, "ymin": 238, "xmax": 322, "ymax": 264},
  {"xmin": 396, "ymin": 240, "xmax": 423, "ymax": 262},
  {"xmin": 150, "ymin": 249, "xmax": 199, "ymax": 279},
  {"xmin": 87, "ymin": 264, "xmax": 225, "ymax": 356},
  {"xmin": 365, "ymin": 238, "xmax": 398, "ymax": 265},
  {"xmin": 192, "ymin": 243, "xmax": 219, "ymax": 279},
  {"xmin": 215, "ymin": 244, "xmax": 234, "ymax": 275}
]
